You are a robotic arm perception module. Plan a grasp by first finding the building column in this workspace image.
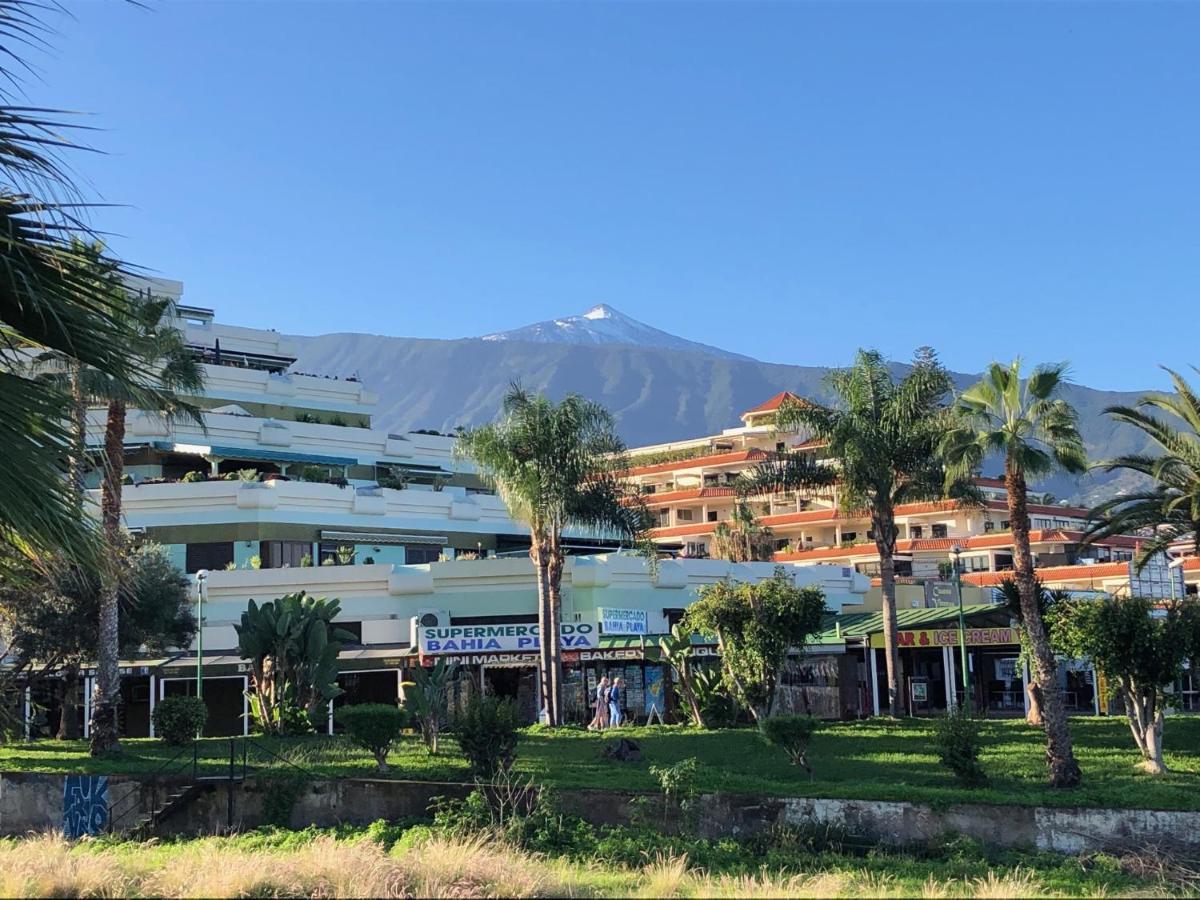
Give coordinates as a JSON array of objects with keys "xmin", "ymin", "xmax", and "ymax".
[
  {"xmin": 869, "ymin": 646, "xmax": 881, "ymax": 716},
  {"xmin": 327, "ymin": 698, "xmax": 334, "ymax": 736},
  {"xmin": 942, "ymin": 646, "xmax": 956, "ymax": 710},
  {"xmin": 1022, "ymin": 661, "xmax": 1031, "ymax": 716},
  {"xmin": 23, "ymin": 687, "xmax": 30, "ymax": 740},
  {"xmin": 149, "ymin": 675, "xmax": 157, "ymax": 738},
  {"xmin": 83, "ymin": 676, "xmax": 92, "ymax": 739},
  {"xmin": 1092, "ymin": 666, "xmax": 1101, "ymax": 715},
  {"xmin": 242, "ymin": 676, "xmax": 250, "ymax": 736}
]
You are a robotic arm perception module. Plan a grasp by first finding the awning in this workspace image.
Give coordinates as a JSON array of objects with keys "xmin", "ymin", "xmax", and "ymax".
[
  {"xmin": 151, "ymin": 441, "xmax": 357, "ymax": 467},
  {"xmin": 321, "ymin": 531, "xmax": 446, "ymax": 545}
]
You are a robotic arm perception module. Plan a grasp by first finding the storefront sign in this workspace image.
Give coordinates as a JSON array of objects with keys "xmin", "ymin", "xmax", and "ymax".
[
  {"xmin": 598, "ymin": 607, "xmax": 648, "ymax": 635},
  {"xmin": 418, "ymin": 623, "xmax": 596, "ymax": 655},
  {"xmin": 870, "ymin": 626, "xmax": 1016, "ymax": 649}
]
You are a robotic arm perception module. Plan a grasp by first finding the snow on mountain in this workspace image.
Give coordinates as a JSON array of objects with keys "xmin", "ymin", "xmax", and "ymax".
[{"xmin": 479, "ymin": 304, "xmax": 753, "ymax": 361}]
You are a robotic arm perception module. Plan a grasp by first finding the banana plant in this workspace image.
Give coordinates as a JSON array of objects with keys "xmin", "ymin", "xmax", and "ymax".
[
  {"xmin": 236, "ymin": 591, "xmax": 354, "ymax": 735},
  {"xmin": 659, "ymin": 624, "xmax": 705, "ymax": 728},
  {"xmin": 403, "ymin": 658, "xmax": 457, "ymax": 754}
]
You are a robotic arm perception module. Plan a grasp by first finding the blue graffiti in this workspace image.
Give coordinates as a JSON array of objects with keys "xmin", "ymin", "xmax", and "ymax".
[{"xmin": 63, "ymin": 775, "xmax": 109, "ymax": 837}]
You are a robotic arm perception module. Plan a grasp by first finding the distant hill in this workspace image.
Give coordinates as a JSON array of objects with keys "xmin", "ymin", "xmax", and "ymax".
[{"xmin": 288, "ymin": 312, "xmax": 1155, "ymax": 505}]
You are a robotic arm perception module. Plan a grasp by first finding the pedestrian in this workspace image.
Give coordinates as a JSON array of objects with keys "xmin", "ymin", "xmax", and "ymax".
[
  {"xmin": 609, "ymin": 676, "xmax": 624, "ymax": 727},
  {"xmin": 589, "ymin": 676, "xmax": 610, "ymax": 730}
]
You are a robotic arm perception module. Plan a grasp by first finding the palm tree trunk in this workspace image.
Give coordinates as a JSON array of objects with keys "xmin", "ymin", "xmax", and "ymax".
[
  {"xmin": 1006, "ymin": 461, "xmax": 1081, "ymax": 788},
  {"xmin": 874, "ymin": 513, "xmax": 904, "ymax": 717},
  {"xmin": 90, "ymin": 398, "xmax": 125, "ymax": 755},
  {"xmin": 530, "ymin": 538, "xmax": 554, "ymax": 725},
  {"xmin": 546, "ymin": 538, "xmax": 565, "ymax": 726}
]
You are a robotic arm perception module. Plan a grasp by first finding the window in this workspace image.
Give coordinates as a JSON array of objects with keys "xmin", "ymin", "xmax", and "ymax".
[
  {"xmin": 643, "ymin": 484, "xmax": 656, "ymax": 495},
  {"xmin": 962, "ymin": 555, "xmax": 990, "ymax": 572},
  {"xmin": 404, "ymin": 544, "xmax": 442, "ymax": 565},
  {"xmin": 856, "ymin": 561, "xmax": 881, "ymax": 577},
  {"xmin": 931, "ymin": 524, "xmax": 948, "ymax": 539},
  {"xmin": 335, "ymin": 621, "xmax": 363, "ymax": 644},
  {"xmin": 983, "ymin": 520, "xmax": 995, "ymax": 533},
  {"xmin": 910, "ymin": 525, "xmax": 924, "ymax": 539},
  {"xmin": 677, "ymin": 508, "xmax": 694, "ymax": 522},
  {"xmin": 1001, "ymin": 520, "xmax": 1010, "ymax": 530},
  {"xmin": 1033, "ymin": 517, "xmax": 1053, "ymax": 530},
  {"xmin": 775, "ymin": 441, "xmax": 786, "ymax": 452},
  {"xmin": 707, "ymin": 511, "xmax": 718, "ymax": 522},
  {"xmin": 185, "ymin": 542, "xmax": 233, "ymax": 574},
  {"xmin": 261, "ymin": 540, "xmax": 310, "ymax": 569},
  {"xmin": 841, "ymin": 531, "xmax": 857, "ymax": 543}
]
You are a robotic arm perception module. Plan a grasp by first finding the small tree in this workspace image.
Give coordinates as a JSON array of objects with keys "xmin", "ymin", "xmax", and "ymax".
[
  {"xmin": 235, "ymin": 592, "xmax": 353, "ymax": 735},
  {"xmin": 404, "ymin": 658, "xmax": 456, "ymax": 754},
  {"xmin": 683, "ymin": 568, "xmax": 827, "ymax": 723},
  {"xmin": 760, "ymin": 714, "xmax": 819, "ymax": 776},
  {"xmin": 152, "ymin": 696, "xmax": 208, "ymax": 746},
  {"xmin": 658, "ymin": 624, "xmax": 706, "ymax": 727},
  {"xmin": 336, "ymin": 703, "xmax": 411, "ymax": 773},
  {"xmin": 1051, "ymin": 596, "xmax": 1200, "ymax": 774},
  {"xmin": 932, "ymin": 706, "xmax": 987, "ymax": 785},
  {"xmin": 456, "ymin": 694, "xmax": 520, "ymax": 779}
]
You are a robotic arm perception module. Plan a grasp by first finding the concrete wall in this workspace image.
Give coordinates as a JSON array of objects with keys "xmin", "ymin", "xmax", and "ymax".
[{"xmin": 4, "ymin": 771, "xmax": 1200, "ymax": 854}]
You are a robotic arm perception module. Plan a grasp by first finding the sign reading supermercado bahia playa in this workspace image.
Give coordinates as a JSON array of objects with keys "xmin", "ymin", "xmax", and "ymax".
[
  {"xmin": 419, "ymin": 623, "xmax": 597, "ymax": 656},
  {"xmin": 598, "ymin": 607, "xmax": 648, "ymax": 635}
]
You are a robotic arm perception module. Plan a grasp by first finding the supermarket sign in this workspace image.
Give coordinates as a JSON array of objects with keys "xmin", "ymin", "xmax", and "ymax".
[
  {"xmin": 419, "ymin": 623, "xmax": 596, "ymax": 655},
  {"xmin": 869, "ymin": 627, "xmax": 1016, "ymax": 649},
  {"xmin": 598, "ymin": 607, "xmax": 648, "ymax": 635}
]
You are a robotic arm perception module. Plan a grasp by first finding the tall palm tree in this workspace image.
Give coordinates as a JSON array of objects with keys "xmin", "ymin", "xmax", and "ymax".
[
  {"xmin": 89, "ymin": 286, "xmax": 205, "ymax": 754},
  {"xmin": 1083, "ymin": 367, "xmax": 1200, "ymax": 565},
  {"xmin": 744, "ymin": 348, "xmax": 966, "ymax": 717},
  {"xmin": 0, "ymin": 2, "xmax": 155, "ymax": 572},
  {"xmin": 457, "ymin": 385, "xmax": 648, "ymax": 725},
  {"xmin": 941, "ymin": 360, "xmax": 1086, "ymax": 789}
]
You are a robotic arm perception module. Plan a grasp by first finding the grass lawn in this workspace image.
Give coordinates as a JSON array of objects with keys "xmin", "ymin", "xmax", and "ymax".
[{"xmin": 2, "ymin": 716, "xmax": 1198, "ymax": 811}]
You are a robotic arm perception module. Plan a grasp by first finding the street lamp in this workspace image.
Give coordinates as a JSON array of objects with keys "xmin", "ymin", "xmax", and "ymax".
[
  {"xmin": 195, "ymin": 570, "xmax": 208, "ymax": 700},
  {"xmin": 1167, "ymin": 556, "xmax": 1186, "ymax": 602},
  {"xmin": 950, "ymin": 546, "xmax": 970, "ymax": 708}
]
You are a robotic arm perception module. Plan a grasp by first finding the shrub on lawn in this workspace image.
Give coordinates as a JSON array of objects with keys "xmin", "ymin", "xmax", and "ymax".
[
  {"xmin": 152, "ymin": 695, "xmax": 207, "ymax": 745},
  {"xmin": 933, "ymin": 706, "xmax": 987, "ymax": 785},
  {"xmin": 456, "ymin": 694, "xmax": 520, "ymax": 779},
  {"xmin": 335, "ymin": 703, "xmax": 411, "ymax": 773},
  {"xmin": 760, "ymin": 714, "xmax": 819, "ymax": 775}
]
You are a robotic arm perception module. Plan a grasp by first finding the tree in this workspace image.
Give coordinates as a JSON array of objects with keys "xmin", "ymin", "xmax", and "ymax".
[
  {"xmin": 1083, "ymin": 367, "xmax": 1200, "ymax": 565},
  {"xmin": 745, "ymin": 348, "xmax": 967, "ymax": 717},
  {"xmin": 683, "ymin": 568, "xmax": 827, "ymax": 723},
  {"xmin": 90, "ymin": 285, "xmax": 205, "ymax": 755},
  {"xmin": 0, "ymin": 3, "xmax": 163, "ymax": 573},
  {"xmin": 235, "ymin": 592, "xmax": 353, "ymax": 735},
  {"xmin": 941, "ymin": 360, "xmax": 1087, "ymax": 788},
  {"xmin": 709, "ymin": 503, "xmax": 775, "ymax": 562},
  {"xmin": 1051, "ymin": 596, "xmax": 1200, "ymax": 774},
  {"xmin": 404, "ymin": 658, "xmax": 456, "ymax": 754},
  {"xmin": 0, "ymin": 541, "xmax": 196, "ymax": 739},
  {"xmin": 659, "ymin": 624, "xmax": 706, "ymax": 727},
  {"xmin": 995, "ymin": 578, "xmax": 1068, "ymax": 726},
  {"xmin": 335, "ymin": 704, "xmax": 411, "ymax": 774},
  {"xmin": 456, "ymin": 385, "xmax": 648, "ymax": 725}
]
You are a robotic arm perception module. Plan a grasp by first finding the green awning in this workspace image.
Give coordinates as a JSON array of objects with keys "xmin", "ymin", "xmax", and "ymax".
[
  {"xmin": 815, "ymin": 604, "xmax": 1010, "ymax": 644},
  {"xmin": 151, "ymin": 441, "xmax": 357, "ymax": 467}
]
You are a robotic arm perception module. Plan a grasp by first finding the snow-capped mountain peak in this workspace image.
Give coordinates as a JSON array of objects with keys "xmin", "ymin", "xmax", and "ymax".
[{"xmin": 479, "ymin": 304, "xmax": 752, "ymax": 360}]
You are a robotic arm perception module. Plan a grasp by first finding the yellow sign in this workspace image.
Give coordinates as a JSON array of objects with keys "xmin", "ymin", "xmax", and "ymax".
[{"xmin": 870, "ymin": 627, "xmax": 1017, "ymax": 649}]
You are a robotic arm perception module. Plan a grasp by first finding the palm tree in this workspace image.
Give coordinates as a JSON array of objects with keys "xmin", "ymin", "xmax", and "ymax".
[
  {"xmin": 89, "ymin": 286, "xmax": 205, "ymax": 754},
  {"xmin": 941, "ymin": 360, "xmax": 1086, "ymax": 788},
  {"xmin": 744, "ymin": 348, "xmax": 966, "ymax": 717},
  {"xmin": 1083, "ymin": 367, "xmax": 1200, "ymax": 565},
  {"xmin": 0, "ymin": 3, "xmax": 156, "ymax": 571},
  {"xmin": 457, "ymin": 385, "xmax": 648, "ymax": 725}
]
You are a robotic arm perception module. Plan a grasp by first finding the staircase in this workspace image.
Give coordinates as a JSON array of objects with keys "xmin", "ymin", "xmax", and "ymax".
[{"xmin": 121, "ymin": 782, "xmax": 205, "ymax": 839}]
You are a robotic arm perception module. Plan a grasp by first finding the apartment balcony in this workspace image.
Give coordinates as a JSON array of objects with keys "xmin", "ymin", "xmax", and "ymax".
[
  {"xmin": 198, "ymin": 363, "xmax": 379, "ymax": 415},
  {"xmin": 97, "ymin": 478, "xmax": 522, "ymax": 536}
]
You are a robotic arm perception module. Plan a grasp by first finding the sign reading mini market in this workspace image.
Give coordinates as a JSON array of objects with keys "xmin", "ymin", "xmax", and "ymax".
[
  {"xmin": 598, "ymin": 607, "xmax": 648, "ymax": 635},
  {"xmin": 419, "ymin": 623, "xmax": 596, "ymax": 655}
]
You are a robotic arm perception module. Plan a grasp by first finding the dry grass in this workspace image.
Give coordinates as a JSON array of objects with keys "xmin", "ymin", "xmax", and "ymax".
[{"xmin": 0, "ymin": 832, "xmax": 1169, "ymax": 898}]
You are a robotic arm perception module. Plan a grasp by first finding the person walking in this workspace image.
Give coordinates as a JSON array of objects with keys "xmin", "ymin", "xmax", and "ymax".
[
  {"xmin": 589, "ymin": 676, "xmax": 610, "ymax": 730},
  {"xmin": 609, "ymin": 676, "xmax": 624, "ymax": 727}
]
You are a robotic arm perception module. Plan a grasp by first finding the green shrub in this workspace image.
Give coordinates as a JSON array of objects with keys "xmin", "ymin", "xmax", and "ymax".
[
  {"xmin": 152, "ymin": 695, "xmax": 207, "ymax": 745},
  {"xmin": 180, "ymin": 470, "xmax": 206, "ymax": 483},
  {"xmin": 760, "ymin": 715, "xmax": 819, "ymax": 774},
  {"xmin": 456, "ymin": 694, "xmax": 520, "ymax": 779},
  {"xmin": 933, "ymin": 706, "xmax": 987, "ymax": 785},
  {"xmin": 335, "ymin": 703, "xmax": 410, "ymax": 773}
]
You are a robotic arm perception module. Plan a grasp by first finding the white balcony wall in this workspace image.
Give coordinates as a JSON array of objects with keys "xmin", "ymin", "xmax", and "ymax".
[
  {"xmin": 182, "ymin": 320, "xmax": 299, "ymax": 361},
  {"xmin": 197, "ymin": 364, "xmax": 378, "ymax": 415}
]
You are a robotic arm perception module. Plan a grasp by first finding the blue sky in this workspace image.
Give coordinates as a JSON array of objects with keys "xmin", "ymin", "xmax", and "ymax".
[{"xmin": 27, "ymin": 1, "xmax": 1199, "ymax": 389}]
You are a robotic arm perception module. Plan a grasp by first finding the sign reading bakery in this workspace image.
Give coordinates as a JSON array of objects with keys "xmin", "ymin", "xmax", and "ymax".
[
  {"xmin": 419, "ymin": 623, "xmax": 596, "ymax": 656},
  {"xmin": 870, "ymin": 626, "xmax": 1017, "ymax": 649}
]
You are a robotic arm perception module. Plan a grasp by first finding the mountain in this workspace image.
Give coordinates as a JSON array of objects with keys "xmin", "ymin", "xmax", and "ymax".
[
  {"xmin": 479, "ymin": 304, "xmax": 753, "ymax": 361},
  {"xmin": 288, "ymin": 311, "xmax": 1154, "ymax": 505}
]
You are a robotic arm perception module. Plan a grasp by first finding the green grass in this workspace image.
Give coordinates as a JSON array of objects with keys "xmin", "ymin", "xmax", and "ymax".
[{"xmin": 2, "ymin": 717, "xmax": 1198, "ymax": 811}]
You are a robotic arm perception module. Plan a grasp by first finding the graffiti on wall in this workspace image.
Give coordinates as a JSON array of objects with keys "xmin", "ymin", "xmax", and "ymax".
[{"xmin": 62, "ymin": 774, "xmax": 109, "ymax": 837}]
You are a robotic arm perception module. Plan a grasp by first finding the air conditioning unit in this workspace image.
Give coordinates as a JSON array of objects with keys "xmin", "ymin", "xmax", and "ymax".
[{"xmin": 409, "ymin": 609, "xmax": 450, "ymax": 646}]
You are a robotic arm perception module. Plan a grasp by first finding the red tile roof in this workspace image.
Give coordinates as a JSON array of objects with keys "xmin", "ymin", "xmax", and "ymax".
[
  {"xmin": 741, "ymin": 391, "xmax": 805, "ymax": 418},
  {"xmin": 639, "ymin": 487, "xmax": 737, "ymax": 507},
  {"xmin": 627, "ymin": 448, "xmax": 770, "ymax": 477},
  {"xmin": 961, "ymin": 562, "xmax": 1130, "ymax": 587}
]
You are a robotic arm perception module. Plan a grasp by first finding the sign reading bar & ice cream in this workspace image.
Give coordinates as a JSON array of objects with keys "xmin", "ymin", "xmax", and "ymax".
[{"xmin": 869, "ymin": 626, "xmax": 1016, "ymax": 649}]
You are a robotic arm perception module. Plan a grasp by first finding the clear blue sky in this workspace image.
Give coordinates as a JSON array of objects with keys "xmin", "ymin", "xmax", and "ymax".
[{"xmin": 28, "ymin": 1, "xmax": 1199, "ymax": 390}]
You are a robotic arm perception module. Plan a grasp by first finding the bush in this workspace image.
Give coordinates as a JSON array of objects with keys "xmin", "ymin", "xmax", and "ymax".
[
  {"xmin": 335, "ymin": 703, "xmax": 410, "ymax": 773},
  {"xmin": 456, "ymin": 694, "xmax": 520, "ymax": 779},
  {"xmin": 180, "ymin": 470, "xmax": 206, "ymax": 483},
  {"xmin": 760, "ymin": 715, "xmax": 819, "ymax": 774},
  {"xmin": 152, "ymin": 695, "xmax": 207, "ymax": 745},
  {"xmin": 933, "ymin": 706, "xmax": 987, "ymax": 785}
]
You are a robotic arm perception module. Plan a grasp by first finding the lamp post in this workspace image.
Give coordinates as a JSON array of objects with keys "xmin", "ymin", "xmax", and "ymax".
[
  {"xmin": 195, "ymin": 570, "xmax": 208, "ymax": 700},
  {"xmin": 1168, "ymin": 555, "xmax": 1186, "ymax": 602},
  {"xmin": 950, "ymin": 546, "xmax": 970, "ymax": 709}
]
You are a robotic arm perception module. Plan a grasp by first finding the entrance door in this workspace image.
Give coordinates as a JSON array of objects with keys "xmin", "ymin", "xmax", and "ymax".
[{"xmin": 483, "ymin": 667, "xmax": 539, "ymax": 724}]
